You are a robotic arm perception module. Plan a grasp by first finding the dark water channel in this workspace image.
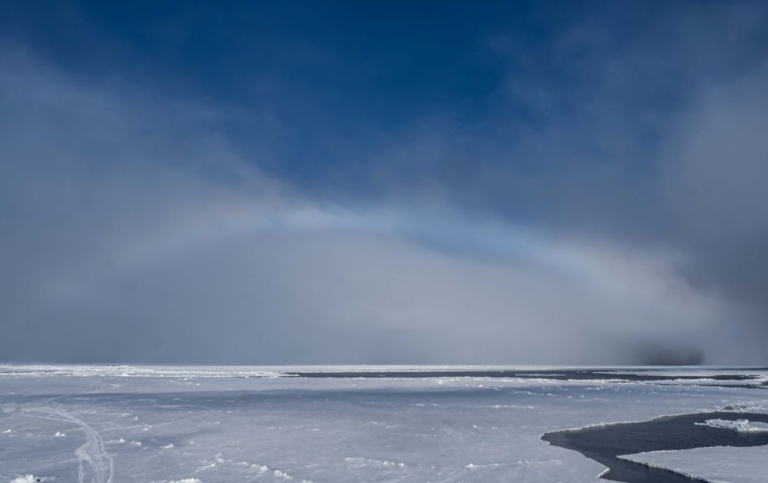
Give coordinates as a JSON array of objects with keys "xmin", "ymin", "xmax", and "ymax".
[
  {"xmin": 542, "ymin": 411, "xmax": 768, "ymax": 482},
  {"xmin": 287, "ymin": 368, "xmax": 765, "ymax": 386}
]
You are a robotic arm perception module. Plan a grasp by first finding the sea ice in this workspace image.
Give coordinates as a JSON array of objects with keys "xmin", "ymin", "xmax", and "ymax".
[
  {"xmin": 1, "ymin": 365, "xmax": 766, "ymax": 482},
  {"xmin": 621, "ymin": 445, "xmax": 768, "ymax": 483},
  {"xmin": 695, "ymin": 418, "xmax": 768, "ymax": 432}
]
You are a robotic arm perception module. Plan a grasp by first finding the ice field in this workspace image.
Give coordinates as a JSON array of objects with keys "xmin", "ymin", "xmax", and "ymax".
[{"xmin": 1, "ymin": 365, "xmax": 767, "ymax": 482}]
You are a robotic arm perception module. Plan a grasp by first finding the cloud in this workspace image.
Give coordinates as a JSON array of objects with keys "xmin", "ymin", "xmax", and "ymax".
[
  {"xmin": 645, "ymin": 64, "xmax": 768, "ymax": 362},
  {"xmin": 2, "ymin": 2, "xmax": 768, "ymax": 365}
]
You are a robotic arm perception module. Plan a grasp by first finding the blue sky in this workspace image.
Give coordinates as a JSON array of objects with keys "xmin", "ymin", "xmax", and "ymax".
[
  {"xmin": 2, "ymin": 1, "xmax": 715, "ymax": 193},
  {"xmin": 1, "ymin": 1, "xmax": 768, "ymax": 364}
]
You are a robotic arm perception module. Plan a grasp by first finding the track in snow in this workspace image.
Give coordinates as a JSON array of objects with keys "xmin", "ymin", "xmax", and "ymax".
[{"xmin": 25, "ymin": 408, "xmax": 114, "ymax": 483}]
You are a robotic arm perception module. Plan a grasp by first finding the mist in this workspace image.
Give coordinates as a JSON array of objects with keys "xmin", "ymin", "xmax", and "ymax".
[{"xmin": 1, "ymin": 2, "xmax": 767, "ymax": 365}]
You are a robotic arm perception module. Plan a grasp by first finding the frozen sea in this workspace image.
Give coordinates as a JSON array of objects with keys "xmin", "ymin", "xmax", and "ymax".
[{"xmin": 1, "ymin": 365, "xmax": 767, "ymax": 483}]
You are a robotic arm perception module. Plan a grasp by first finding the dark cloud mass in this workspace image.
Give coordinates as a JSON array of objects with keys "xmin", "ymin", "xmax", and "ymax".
[{"xmin": 1, "ymin": 1, "xmax": 767, "ymax": 364}]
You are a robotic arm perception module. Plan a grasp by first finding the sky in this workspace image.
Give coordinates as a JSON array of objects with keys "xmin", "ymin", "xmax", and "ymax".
[{"xmin": 1, "ymin": 1, "xmax": 767, "ymax": 365}]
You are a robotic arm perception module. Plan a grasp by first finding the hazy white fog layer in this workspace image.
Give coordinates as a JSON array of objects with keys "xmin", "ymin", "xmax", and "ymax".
[
  {"xmin": 1, "ymin": 50, "xmax": 766, "ymax": 365},
  {"xmin": 2, "ymin": 2, "xmax": 768, "ymax": 365}
]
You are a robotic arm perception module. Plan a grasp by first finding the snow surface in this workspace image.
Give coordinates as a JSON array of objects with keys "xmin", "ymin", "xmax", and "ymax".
[
  {"xmin": 10, "ymin": 477, "xmax": 51, "ymax": 483},
  {"xmin": 1, "ymin": 365, "xmax": 767, "ymax": 482},
  {"xmin": 621, "ymin": 446, "xmax": 768, "ymax": 483},
  {"xmin": 695, "ymin": 418, "xmax": 768, "ymax": 432},
  {"xmin": 720, "ymin": 399, "xmax": 768, "ymax": 414}
]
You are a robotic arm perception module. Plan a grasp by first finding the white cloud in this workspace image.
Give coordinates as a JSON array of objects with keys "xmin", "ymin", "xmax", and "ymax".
[{"xmin": 0, "ymin": 43, "xmax": 762, "ymax": 365}]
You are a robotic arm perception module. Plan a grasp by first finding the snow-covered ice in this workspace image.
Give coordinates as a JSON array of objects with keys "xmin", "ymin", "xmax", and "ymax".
[
  {"xmin": 10, "ymin": 477, "xmax": 52, "ymax": 483},
  {"xmin": 1, "ymin": 365, "xmax": 767, "ymax": 482},
  {"xmin": 695, "ymin": 418, "xmax": 768, "ymax": 432},
  {"xmin": 621, "ymin": 446, "xmax": 768, "ymax": 483}
]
